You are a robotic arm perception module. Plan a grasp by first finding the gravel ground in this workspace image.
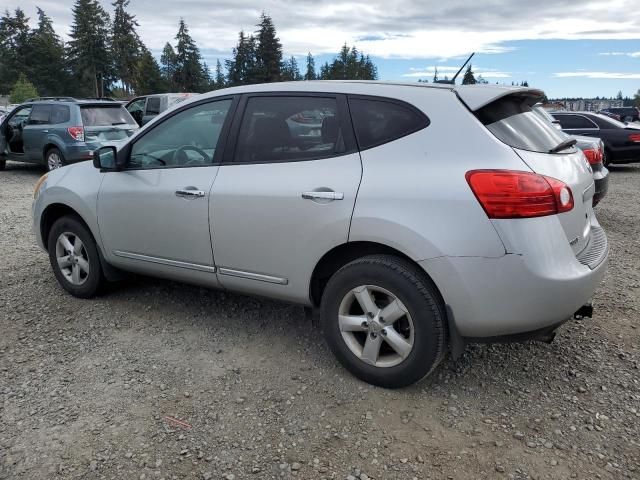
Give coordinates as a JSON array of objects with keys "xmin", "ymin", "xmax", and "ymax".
[{"xmin": 1, "ymin": 161, "xmax": 638, "ymax": 480}]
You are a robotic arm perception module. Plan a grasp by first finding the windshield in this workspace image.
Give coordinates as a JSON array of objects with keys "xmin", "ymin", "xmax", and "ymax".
[
  {"xmin": 81, "ymin": 105, "xmax": 137, "ymax": 127},
  {"xmin": 476, "ymin": 97, "xmax": 573, "ymax": 154}
]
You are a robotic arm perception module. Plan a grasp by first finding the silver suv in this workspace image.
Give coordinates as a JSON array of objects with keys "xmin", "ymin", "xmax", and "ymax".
[{"xmin": 32, "ymin": 82, "xmax": 608, "ymax": 387}]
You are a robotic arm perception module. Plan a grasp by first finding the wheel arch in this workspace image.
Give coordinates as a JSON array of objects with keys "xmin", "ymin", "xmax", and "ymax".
[
  {"xmin": 309, "ymin": 241, "xmax": 443, "ymax": 308},
  {"xmin": 42, "ymin": 142, "xmax": 63, "ymax": 163},
  {"xmin": 40, "ymin": 203, "xmax": 92, "ymax": 252}
]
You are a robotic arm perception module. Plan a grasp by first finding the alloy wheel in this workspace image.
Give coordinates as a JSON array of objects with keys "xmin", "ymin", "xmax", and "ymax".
[
  {"xmin": 47, "ymin": 152, "xmax": 63, "ymax": 170},
  {"xmin": 55, "ymin": 232, "xmax": 90, "ymax": 285},
  {"xmin": 338, "ymin": 285, "xmax": 414, "ymax": 368}
]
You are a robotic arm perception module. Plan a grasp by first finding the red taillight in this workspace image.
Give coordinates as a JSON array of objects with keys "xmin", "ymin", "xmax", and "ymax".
[
  {"xmin": 466, "ymin": 170, "xmax": 574, "ymax": 219},
  {"xmin": 629, "ymin": 133, "xmax": 640, "ymax": 143},
  {"xmin": 67, "ymin": 126, "xmax": 85, "ymax": 142},
  {"xmin": 582, "ymin": 147, "xmax": 603, "ymax": 165}
]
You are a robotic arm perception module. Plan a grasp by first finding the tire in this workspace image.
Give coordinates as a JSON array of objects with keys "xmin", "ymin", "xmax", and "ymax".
[
  {"xmin": 0, "ymin": 159, "xmax": 5, "ymax": 171},
  {"xmin": 45, "ymin": 147, "xmax": 65, "ymax": 171},
  {"xmin": 47, "ymin": 215, "xmax": 104, "ymax": 298},
  {"xmin": 602, "ymin": 148, "xmax": 612, "ymax": 168},
  {"xmin": 320, "ymin": 255, "xmax": 447, "ymax": 388}
]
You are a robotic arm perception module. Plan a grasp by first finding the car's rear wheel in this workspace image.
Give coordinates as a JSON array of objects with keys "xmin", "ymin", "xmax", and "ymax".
[
  {"xmin": 603, "ymin": 148, "xmax": 612, "ymax": 168},
  {"xmin": 0, "ymin": 159, "xmax": 5, "ymax": 171},
  {"xmin": 46, "ymin": 147, "xmax": 65, "ymax": 171},
  {"xmin": 48, "ymin": 215, "xmax": 104, "ymax": 298},
  {"xmin": 320, "ymin": 255, "xmax": 446, "ymax": 388}
]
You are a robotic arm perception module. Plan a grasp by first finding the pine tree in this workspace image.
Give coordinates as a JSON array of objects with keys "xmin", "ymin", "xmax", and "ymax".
[
  {"xmin": 432, "ymin": 67, "xmax": 439, "ymax": 83},
  {"xmin": 305, "ymin": 52, "xmax": 316, "ymax": 80},
  {"xmin": 281, "ymin": 56, "xmax": 301, "ymax": 81},
  {"xmin": 226, "ymin": 31, "xmax": 257, "ymax": 86},
  {"xmin": 9, "ymin": 73, "xmax": 38, "ymax": 103},
  {"xmin": 67, "ymin": 0, "xmax": 113, "ymax": 97},
  {"xmin": 214, "ymin": 60, "xmax": 225, "ymax": 89},
  {"xmin": 174, "ymin": 18, "xmax": 208, "ymax": 92},
  {"xmin": 318, "ymin": 44, "xmax": 377, "ymax": 80},
  {"xmin": 133, "ymin": 46, "xmax": 166, "ymax": 94},
  {"xmin": 26, "ymin": 8, "xmax": 68, "ymax": 96},
  {"xmin": 255, "ymin": 13, "xmax": 282, "ymax": 83},
  {"xmin": 160, "ymin": 42, "xmax": 177, "ymax": 89},
  {"xmin": 0, "ymin": 8, "xmax": 31, "ymax": 94},
  {"xmin": 111, "ymin": 0, "xmax": 140, "ymax": 95},
  {"xmin": 461, "ymin": 64, "xmax": 476, "ymax": 85}
]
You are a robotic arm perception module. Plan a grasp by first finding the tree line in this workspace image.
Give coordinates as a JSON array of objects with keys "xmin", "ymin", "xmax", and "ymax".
[{"xmin": 0, "ymin": 3, "xmax": 378, "ymax": 102}]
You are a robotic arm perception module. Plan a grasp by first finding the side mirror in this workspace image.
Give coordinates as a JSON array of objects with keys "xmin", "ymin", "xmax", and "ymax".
[{"xmin": 93, "ymin": 146, "xmax": 118, "ymax": 170}]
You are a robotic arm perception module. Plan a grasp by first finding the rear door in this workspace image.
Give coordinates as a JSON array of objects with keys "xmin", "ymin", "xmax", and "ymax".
[
  {"xmin": 210, "ymin": 93, "xmax": 362, "ymax": 303},
  {"xmin": 554, "ymin": 114, "xmax": 600, "ymax": 137}
]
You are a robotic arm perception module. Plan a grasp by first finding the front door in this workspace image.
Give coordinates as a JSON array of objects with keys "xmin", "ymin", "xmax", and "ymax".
[
  {"xmin": 211, "ymin": 94, "xmax": 362, "ymax": 303},
  {"xmin": 22, "ymin": 104, "xmax": 52, "ymax": 162},
  {"xmin": 97, "ymin": 97, "xmax": 236, "ymax": 286},
  {"xmin": 2, "ymin": 105, "xmax": 32, "ymax": 160}
]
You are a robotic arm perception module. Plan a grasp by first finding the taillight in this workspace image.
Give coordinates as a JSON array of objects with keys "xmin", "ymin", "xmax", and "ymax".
[
  {"xmin": 582, "ymin": 147, "xmax": 603, "ymax": 165},
  {"xmin": 629, "ymin": 133, "xmax": 640, "ymax": 143},
  {"xmin": 67, "ymin": 126, "xmax": 85, "ymax": 142},
  {"xmin": 466, "ymin": 170, "xmax": 574, "ymax": 219}
]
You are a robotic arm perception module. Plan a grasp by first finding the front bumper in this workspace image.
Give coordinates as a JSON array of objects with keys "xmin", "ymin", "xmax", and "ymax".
[{"xmin": 420, "ymin": 219, "xmax": 608, "ymax": 338}]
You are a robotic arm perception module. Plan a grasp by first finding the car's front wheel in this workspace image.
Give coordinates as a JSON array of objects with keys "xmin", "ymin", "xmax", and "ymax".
[
  {"xmin": 320, "ymin": 255, "xmax": 447, "ymax": 388},
  {"xmin": 46, "ymin": 147, "xmax": 65, "ymax": 171},
  {"xmin": 47, "ymin": 215, "xmax": 104, "ymax": 298}
]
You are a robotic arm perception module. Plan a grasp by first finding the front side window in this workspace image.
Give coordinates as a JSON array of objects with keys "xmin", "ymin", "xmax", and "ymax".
[
  {"xmin": 129, "ymin": 99, "xmax": 232, "ymax": 168},
  {"xmin": 554, "ymin": 115, "xmax": 598, "ymax": 130},
  {"xmin": 145, "ymin": 97, "xmax": 161, "ymax": 116},
  {"xmin": 8, "ymin": 106, "xmax": 32, "ymax": 127},
  {"xmin": 28, "ymin": 105, "xmax": 51, "ymax": 125},
  {"xmin": 234, "ymin": 96, "xmax": 342, "ymax": 163},
  {"xmin": 127, "ymin": 98, "xmax": 146, "ymax": 114},
  {"xmin": 349, "ymin": 97, "xmax": 429, "ymax": 150}
]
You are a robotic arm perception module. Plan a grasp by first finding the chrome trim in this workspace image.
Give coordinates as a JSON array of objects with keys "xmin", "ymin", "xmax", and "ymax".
[
  {"xmin": 218, "ymin": 267, "xmax": 288, "ymax": 285},
  {"xmin": 113, "ymin": 250, "xmax": 216, "ymax": 273},
  {"xmin": 302, "ymin": 191, "xmax": 344, "ymax": 200}
]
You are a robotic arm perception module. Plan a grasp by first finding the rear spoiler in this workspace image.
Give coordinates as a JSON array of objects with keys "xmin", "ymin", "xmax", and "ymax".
[{"xmin": 455, "ymin": 86, "xmax": 545, "ymax": 111}]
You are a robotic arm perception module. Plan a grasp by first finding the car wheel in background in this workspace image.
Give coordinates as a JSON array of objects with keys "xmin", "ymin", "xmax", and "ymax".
[
  {"xmin": 320, "ymin": 255, "xmax": 447, "ymax": 388},
  {"xmin": 46, "ymin": 147, "xmax": 65, "ymax": 171},
  {"xmin": 602, "ymin": 149, "xmax": 611, "ymax": 168},
  {"xmin": 0, "ymin": 159, "xmax": 5, "ymax": 171},
  {"xmin": 47, "ymin": 215, "xmax": 104, "ymax": 298}
]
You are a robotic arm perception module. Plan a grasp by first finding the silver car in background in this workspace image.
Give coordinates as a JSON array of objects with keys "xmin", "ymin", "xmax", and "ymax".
[{"xmin": 32, "ymin": 82, "xmax": 608, "ymax": 388}]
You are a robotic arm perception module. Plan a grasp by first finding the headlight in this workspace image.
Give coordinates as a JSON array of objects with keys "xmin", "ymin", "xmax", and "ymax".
[{"xmin": 33, "ymin": 173, "xmax": 48, "ymax": 199}]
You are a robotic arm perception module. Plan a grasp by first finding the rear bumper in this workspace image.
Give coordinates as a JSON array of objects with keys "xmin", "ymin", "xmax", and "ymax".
[
  {"xmin": 593, "ymin": 169, "xmax": 609, "ymax": 206},
  {"xmin": 420, "ymin": 218, "xmax": 608, "ymax": 338}
]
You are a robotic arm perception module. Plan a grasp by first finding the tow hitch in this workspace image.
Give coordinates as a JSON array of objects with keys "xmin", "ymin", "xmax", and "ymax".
[{"xmin": 574, "ymin": 303, "xmax": 593, "ymax": 320}]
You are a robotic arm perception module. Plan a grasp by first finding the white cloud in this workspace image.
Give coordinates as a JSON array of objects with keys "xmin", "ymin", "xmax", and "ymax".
[
  {"xmin": 598, "ymin": 51, "xmax": 640, "ymax": 57},
  {"xmin": 553, "ymin": 71, "xmax": 640, "ymax": 79}
]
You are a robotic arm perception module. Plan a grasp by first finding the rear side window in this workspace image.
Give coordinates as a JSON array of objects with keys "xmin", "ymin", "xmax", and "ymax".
[
  {"xmin": 554, "ymin": 115, "xmax": 598, "ymax": 129},
  {"xmin": 476, "ymin": 97, "xmax": 572, "ymax": 153},
  {"xmin": 146, "ymin": 97, "xmax": 161, "ymax": 115},
  {"xmin": 29, "ymin": 105, "xmax": 51, "ymax": 125},
  {"xmin": 349, "ymin": 97, "xmax": 428, "ymax": 150},
  {"xmin": 50, "ymin": 105, "xmax": 70, "ymax": 124},
  {"xmin": 81, "ymin": 106, "xmax": 137, "ymax": 127},
  {"xmin": 234, "ymin": 96, "xmax": 343, "ymax": 163}
]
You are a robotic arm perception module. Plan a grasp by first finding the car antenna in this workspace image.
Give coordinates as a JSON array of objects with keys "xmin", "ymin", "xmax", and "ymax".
[{"xmin": 434, "ymin": 52, "xmax": 475, "ymax": 85}]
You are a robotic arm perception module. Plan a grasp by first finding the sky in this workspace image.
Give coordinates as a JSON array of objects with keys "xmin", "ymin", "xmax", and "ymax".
[{"xmin": 11, "ymin": 0, "xmax": 640, "ymax": 98}]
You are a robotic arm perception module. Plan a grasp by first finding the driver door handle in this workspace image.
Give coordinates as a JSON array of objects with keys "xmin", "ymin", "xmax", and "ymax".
[
  {"xmin": 302, "ymin": 191, "xmax": 344, "ymax": 201},
  {"xmin": 175, "ymin": 187, "xmax": 205, "ymax": 199}
]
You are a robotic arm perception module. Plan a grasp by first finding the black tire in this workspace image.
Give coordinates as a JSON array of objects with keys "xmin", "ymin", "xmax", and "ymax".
[
  {"xmin": 320, "ymin": 255, "xmax": 447, "ymax": 388},
  {"xmin": 602, "ymin": 148, "xmax": 612, "ymax": 168},
  {"xmin": 0, "ymin": 159, "xmax": 5, "ymax": 171},
  {"xmin": 47, "ymin": 215, "xmax": 104, "ymax": 298},
  {"xmin": 45, "ymin": 147, "xmax": 65, "ymax": 171}
]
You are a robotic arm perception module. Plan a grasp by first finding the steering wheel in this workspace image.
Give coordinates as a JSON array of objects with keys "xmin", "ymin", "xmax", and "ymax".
[{"xmin": 173, "ymin": 145, "xmax": 210, "ymax": 165}]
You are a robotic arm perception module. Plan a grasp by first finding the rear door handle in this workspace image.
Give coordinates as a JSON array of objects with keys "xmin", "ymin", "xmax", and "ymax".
[
  {"xmin": 302, "ymin": 191, "xmax": 344, "ymax": 201},
  {"xmin": 175, "ymin": 187, "xmax": 205, "ymax": 199}
]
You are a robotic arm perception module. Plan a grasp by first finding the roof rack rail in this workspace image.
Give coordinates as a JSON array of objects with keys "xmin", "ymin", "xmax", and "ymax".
[
  {"xmin": 80, "ymin": 96, "xmax": 118, "ymax": 101},
  {"xmin": 25, "ymin": 96, "xmax": 77, "ymax": 102}
]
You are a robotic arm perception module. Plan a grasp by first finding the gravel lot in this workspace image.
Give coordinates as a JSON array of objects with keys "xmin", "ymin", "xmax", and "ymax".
[{"xmin": 1, "ymin": 161, "xmax": 638, "ymax": 480}]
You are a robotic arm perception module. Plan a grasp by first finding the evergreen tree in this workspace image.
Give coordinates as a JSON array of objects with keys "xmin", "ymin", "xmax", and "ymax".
[
  {"xmin": 304, "ymin": 52, "xmax": 316, "ymax": 80},
  {"xmin": 133, "ymin": 46, "xmax": 166, "ymax": 94},
  {"xmin": 112, "ymin": 0, "xmax": 140, "ymax": 95},
  {"xmin": 214, "ymin": 59, "xmax": 226, "ymax": 89},
  {"xmin": 67, "ymin": 0, "xmax": 113, "ymax": 97},
  {"xmin": 255, "ymin": 13, "xmax": 282, "ymax": 83},
  {"xmin": 616, "ymin": 90, "xmax": 623, "ymax": 100},
  {"xmin": 461, "ymin": 64, "xmax": 476, "ymax": 85},
  {"xmin": 160, "ymin": 42, "xmax": 177, "ymax": 89},
  {"xmin": 9, "ymin": 73, "xmax": 38, "ymax": 103},
  {"xmin": 226, "ymin": 31, "xmax": 257, "ymax": 86},
  {"xmin": 174, "ymin": 18, "xmax": 208, "ymax": 92},
  {"xmin": 318, "ymin": 44, "xmax": 377, "ymax": 80},
  {"xmin": 26, "ymin": 8, "xmax": 68, "ymax": 96},
  {"xmin": 432, "ymin": 66, "xmax": 439, "ymax": 83},
  {"xmin": 634, "ymin": 89, "xmax": 640, "ymax": 108},
  {"xmin": 0, "ymin": 8, "xmax": 31, "ymax": 94},
  {"xmin": 281, "ymin": 56, "xmax": 301, "ymax": 81}
]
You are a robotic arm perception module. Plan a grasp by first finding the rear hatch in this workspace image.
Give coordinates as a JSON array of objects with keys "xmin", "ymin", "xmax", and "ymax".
[
  {"xmin": 467, "ymin": 89, "xmax": 596, "ymax": 256},
  {"xmin": 80, "ymin": 104, "xmax": 139, "ymax": 145}
]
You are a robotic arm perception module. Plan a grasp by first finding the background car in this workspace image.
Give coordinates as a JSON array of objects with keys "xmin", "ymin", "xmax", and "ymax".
[
  {"xmin": 0, "ymin": 98, "xmax": 139, "ymax": 171},
  {"xmin": 599, "ymin": 106, "xmax": 640, "ymax": 123},
  {"xmin": 33, "ymin": 82, "xmax": 607, "ymax": 388},
  {"xmin": 533, "ymin": 105, "xmax": 608, "ymax": 204},
  {"xmin": 125, "ymin": 93, "xmax": 197, "ymax": 126},
  {"xmin": 551, "ymin": 111, "xmax": 640, "ymax": 166}
]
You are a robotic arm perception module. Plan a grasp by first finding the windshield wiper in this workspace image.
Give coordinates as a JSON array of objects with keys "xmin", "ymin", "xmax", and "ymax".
[{"xmin": 548, "ymin": 138, "xmax": 577, "ymax": 154}]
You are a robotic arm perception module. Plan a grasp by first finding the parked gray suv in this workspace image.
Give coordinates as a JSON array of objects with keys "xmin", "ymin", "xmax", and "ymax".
[{"xmin": 0, "ymin": 97, "xmax": 138, "ymax": 171}]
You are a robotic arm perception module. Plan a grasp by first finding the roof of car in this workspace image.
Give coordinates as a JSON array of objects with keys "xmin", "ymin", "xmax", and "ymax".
[{"xmin": 191, "ymin": 80, "xmax": 544, "ymax": 112}]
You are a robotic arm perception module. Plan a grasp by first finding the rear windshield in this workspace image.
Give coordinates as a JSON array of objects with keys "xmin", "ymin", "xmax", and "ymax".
[
  {"xmin": 476, "ymin": 96, "xmax": 573, "ymax": 153},
  {"xmin": 81, "ymin": 105, "xmax": 137, "ymax": 127}
]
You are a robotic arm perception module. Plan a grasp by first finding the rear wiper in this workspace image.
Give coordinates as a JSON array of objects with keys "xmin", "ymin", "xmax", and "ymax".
[
  {"xmin": 548, "ymin": 138, "xmax": 577, "ymax": 153},
  {"xmin": 111, "ymin": 122, "xmax": 127, "ymax": 125}
]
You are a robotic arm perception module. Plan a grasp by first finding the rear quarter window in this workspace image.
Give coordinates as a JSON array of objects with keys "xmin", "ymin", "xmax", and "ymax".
[{"xmin": 348, "ymin": 97, "xmax": 429, "ymax": 150}]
